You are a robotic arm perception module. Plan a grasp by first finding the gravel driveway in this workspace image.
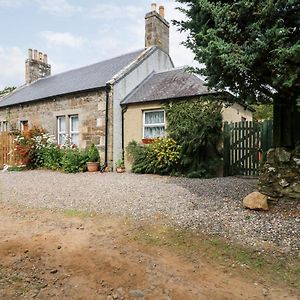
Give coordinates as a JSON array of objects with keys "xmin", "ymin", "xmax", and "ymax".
[{"xmin": 0, "ymin": 170, "xmax": 299, "ymax": 256}]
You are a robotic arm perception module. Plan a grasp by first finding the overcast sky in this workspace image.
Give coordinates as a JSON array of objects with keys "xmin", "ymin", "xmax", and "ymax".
[{"xmin": 0, "ymin": 0, "xmax": 195, "ymax": 89}]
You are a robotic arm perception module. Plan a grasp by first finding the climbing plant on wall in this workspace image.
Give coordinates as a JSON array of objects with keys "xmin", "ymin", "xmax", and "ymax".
[{"xmin": 164, "ymin": 98, "xmax": 223, "ymax": 177}]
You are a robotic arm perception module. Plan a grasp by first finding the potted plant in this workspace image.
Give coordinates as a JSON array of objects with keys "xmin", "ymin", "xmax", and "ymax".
[
  {"xmin": 115, "ymin": 159, "xmax": 125, "ymax": 173},
  {"xmin": 86, "ymin": 144, "xmax": 100, "ymax": 172}
]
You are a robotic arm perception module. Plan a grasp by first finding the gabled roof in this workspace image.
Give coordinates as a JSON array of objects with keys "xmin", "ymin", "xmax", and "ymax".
[
  {"xmin": 0, "ymin": 48, "xmax": 150, "ymax": 108},
  {"xmin": 122, "ymin": 68, "xmax": 217, "ymax": 105}
]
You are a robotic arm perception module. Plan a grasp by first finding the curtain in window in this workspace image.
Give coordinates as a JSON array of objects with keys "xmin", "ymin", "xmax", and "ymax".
[
  {"xmin": 145, "ymin": 111, "xmax": 164, "ymax": 124},
  {"xmin": 144, "ymin": 126, "xmax": 165, "ymax": 138},
  {"xmin": 144, "ymin": 111, "xmax": 165, "ymax": 138}
]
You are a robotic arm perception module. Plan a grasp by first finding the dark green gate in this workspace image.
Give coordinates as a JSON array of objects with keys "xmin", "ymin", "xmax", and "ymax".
[{"xmin": 223, "ymin": 120, "xmax": 273, "ymax": 176}]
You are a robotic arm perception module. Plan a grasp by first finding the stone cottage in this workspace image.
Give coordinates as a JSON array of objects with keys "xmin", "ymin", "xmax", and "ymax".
[{"xmin": 0, "ymin": 3, "xmax": 253, "ymax": 169}]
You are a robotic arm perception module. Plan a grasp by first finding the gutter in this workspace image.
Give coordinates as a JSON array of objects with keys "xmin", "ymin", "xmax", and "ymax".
[{"xmin": 105, "ymin": 84, "xmax": 111, "ymax": 167}]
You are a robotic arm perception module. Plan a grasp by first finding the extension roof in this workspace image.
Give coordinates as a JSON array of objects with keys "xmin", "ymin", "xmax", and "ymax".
[
  {"xmin": 0, "ymin": 48, "xmax": 150, "ymax": 108},
  {"xmin": 122, "ymin": 68, "xmax": 217, "ymax": 105}
]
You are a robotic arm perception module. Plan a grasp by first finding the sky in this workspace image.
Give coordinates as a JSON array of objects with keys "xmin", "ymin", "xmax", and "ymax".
[{"xmin": 0, "ymin": 0, "xmax": 195, "ymax": 89}]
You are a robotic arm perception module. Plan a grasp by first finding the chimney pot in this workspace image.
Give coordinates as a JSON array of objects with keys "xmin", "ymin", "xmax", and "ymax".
[
  {"xmin": 43, "ymin": 54, "xmax": 48, "ymax": 64},
  {"xmin": 38, "ymin": 52, "xmax": 43, "ymax": 62},
  {"xmin": 151, "ymin": 3, "xmax": 157, "ymax": 12},
  {"xmin": 33, "ymin": 50, "xmax": 38, "ymax": 60},
  {"xmin": 159, "ymin": 5, "xmax": 165, "ymax": 18},
  {"xmin": 28, "ymin": 49, "xmax": 33, "ymax": 60}
]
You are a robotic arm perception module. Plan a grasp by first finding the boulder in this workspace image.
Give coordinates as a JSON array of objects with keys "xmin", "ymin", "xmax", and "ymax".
[
  {"xmin": 243, "ymin": 192, "xmax": 269, "ymax": 211},
  {"xmin": 275, "ymin": 148, "xmax": 291, "ymax": 163}
]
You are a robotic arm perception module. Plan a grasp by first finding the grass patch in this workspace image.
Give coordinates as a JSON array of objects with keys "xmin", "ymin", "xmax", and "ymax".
[
  {"xmin": 133, "ymin": 224, "xmax": 300, "ymax": 290},
  {"xmin": 10, "ymin": 275, "xmax": 23, "ymax": 283},
  {"xmin": 7, "ymin": 166, "xmax": 27, "ymax": 172},
  {"xmin": 63, "ymin": 209, "xmax": 96, "ymax": 218}
]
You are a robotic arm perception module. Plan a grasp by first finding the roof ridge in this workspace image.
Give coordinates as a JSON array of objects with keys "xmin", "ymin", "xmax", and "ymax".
[{"xmin": 33, "ymin": 48, "xmax": 145, "ymax": 83}]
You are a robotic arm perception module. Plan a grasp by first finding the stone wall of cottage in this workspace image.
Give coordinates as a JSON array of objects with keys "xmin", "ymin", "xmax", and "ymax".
[{"xmin": 0, "ymin": 89, "xmax": 109, "ymax": 160}]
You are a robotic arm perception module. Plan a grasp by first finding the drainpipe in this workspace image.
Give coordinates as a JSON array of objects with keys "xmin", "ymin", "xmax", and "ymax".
[
  {"xmin": 105, "ymin": 84, "xmax": 111, "ymax": 167},
  {"xmin": 121, "ymin": 105, "xmax": 127, "ymax": 160}
]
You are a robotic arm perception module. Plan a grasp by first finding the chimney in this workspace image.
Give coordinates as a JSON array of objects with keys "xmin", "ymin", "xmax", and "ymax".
[
  {"xmin": 145, "ymin": 3, "xmax": 170, "ymax": 54},
  {"xmin": 25, "ymin": 48, "xmax": 51, "ymax": 84}
]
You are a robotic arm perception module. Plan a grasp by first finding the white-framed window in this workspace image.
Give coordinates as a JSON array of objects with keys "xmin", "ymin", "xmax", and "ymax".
[
  {"xmin": 57, "ymin": 116, "xmax": 66, "ymax": 145},
  {"xmin": 69, "ymin": 115, "xmax": 79, "ymax": 146},
  {"xmin": 0, "ymin": 121, "xmax": 8, "ymax": 132},
  {"xmin": 143, "ymin": 110, "xmax": 166, "ymax": 138}
]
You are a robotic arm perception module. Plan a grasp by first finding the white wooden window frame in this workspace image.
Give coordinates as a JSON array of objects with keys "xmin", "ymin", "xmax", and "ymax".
[
  {"xmin": 57, "ymin": 116, "xmax": 66, "ymax": 145},
  {"xmin": 69, "ymin": 115, "xmax": 79, "ymax": 146},
  {"xmin": 20, "ymin": 120, "xmax": 29, "ymax": 132},
  {"xmin": 143, "ymin": 109, "xmax": 166, "ymax": 139}
]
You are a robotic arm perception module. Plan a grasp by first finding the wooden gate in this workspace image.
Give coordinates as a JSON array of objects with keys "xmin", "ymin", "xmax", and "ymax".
[
  {"xmin": 223, "ymin": 120, "xmax": 273, "ymax": 176},
  {"xmin": 0, "ymin": 132, "xmax": 17, "ymax": 169}
]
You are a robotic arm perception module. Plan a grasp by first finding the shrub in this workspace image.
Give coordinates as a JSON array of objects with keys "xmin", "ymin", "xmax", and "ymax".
[
  {"xmin": 86, "ymin": 144, "xmax": 100, "ymax": 162},
  {"xmin": 14, "ymin": 127, "xmax": 48, "ymax": 167},
  {"xmin": 164, "ymin": 99, "xmax": 223, "ymax": 177},
  {"xmin": 127, "ymin": 138, "xmax": 181, "ymax": 175},
  {"xmin": 41, "ymin": 144, "xmax": 63, "ymax": 170},
  {"xmin": 61, "ymin": 149, "xmax": 89, "ymax": 173}
]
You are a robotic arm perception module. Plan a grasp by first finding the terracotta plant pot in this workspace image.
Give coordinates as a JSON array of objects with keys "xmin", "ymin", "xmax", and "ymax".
[
  {"xmin": 87, "ymin": 162, "xmax": 100, "ymax": 172},
  {"xmin": 116, "ymin": 167, "xmax": 125, "ymax": 173}
]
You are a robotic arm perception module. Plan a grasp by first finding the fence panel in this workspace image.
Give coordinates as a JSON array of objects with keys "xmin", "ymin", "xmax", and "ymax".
[
  {"xmin": 0, "ymin": 133, "xmax": 17, "ymax": 169},
  {"xmin": 224, "ymin": 120, "xmax": 273, "ymax": 177}
]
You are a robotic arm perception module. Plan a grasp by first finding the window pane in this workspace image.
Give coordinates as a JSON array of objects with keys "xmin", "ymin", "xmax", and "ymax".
[
  {"xmin": 144, "ymin": 126, "xmax": 165, "ymax": 138},
  {"xmin": 59, "ymin": 134, "xmax": 66, "ymax": 145},
  {"xmin": 71, "ymin": 133, "xmax": 79, "ymax": 146},
  {"xmin": 58, "ymin": 117, "xmax": 66, "ymax": 131},
  {"xmin": 71, "ymin": 116, "xmax": 79, "ymax": 131},
  {"xmin": 145, "ymin": 111, "xmax": 164, "ymax": 125}
]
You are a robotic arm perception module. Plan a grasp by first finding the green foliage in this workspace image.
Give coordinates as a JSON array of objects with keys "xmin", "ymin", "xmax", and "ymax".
[
  {"xmin": 146, "ymin": 138, "xmax": 181, "ymax": 174},
  {"xmin": 251, "ymin": 104, "xmax": 273, "ymax": 121},
  {"xmin": 7, "ymin": 166, "xmax": 27, "ymax": 172},
  {"xmin": 40, "ymin": 144, "xmax": 63, "ymax": 170},
  {"xmin": 165, "ymin": 99, "xmax": 223, "ymax": 177},
  {"xmin": 86, "ymin": 143, "xmax": 100, "ymax": 162},
  {"xmin": 61, "ymin": 149, "xmax": 89, "ymax": 173},
  {"xmin": 115, "ymin": 159, "xmax": 125, "ymax": 168},
  {"xmin": 127, "ymin": 138, "xmax": 182, "ymax": 175},
  {"xmin": 175, "ymin": 0, "xmax": 300, "ymax": 105},
  {"xmin": 0, "ymin": 86, "xmax": 16, "ymax": 97}
]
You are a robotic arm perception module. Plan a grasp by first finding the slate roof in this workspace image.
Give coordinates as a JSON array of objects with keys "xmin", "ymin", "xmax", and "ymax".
[
  {"xmin": 122, "ymin": 68, "xmax": 217, "ymax": 105},
  {"xmin": 0, "ymin": 48, "xmax": 146, "ymax": 108}
]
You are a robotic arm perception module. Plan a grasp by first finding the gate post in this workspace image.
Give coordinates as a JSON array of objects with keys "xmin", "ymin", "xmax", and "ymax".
[
  {"xmin": 223, "ymin": 122, "xmax": 230, "ymax": 176},
  {"xmin": 261, "ymin": 120, "xmax": 273, "ymax": 162}
]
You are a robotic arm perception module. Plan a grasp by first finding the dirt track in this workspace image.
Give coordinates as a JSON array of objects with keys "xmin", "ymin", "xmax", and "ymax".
[{"xmin": 0, "ymin": 204, "xmax": 299, "ymax": 300}]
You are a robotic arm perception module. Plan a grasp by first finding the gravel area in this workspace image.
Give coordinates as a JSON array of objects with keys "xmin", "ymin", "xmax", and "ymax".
[{"xmin": 0, "ymin": 170, "xmax": 299, "ymax": 256}]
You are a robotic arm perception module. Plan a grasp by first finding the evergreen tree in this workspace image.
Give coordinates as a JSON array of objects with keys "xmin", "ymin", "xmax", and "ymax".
[
  {"xmin": 0, "ymin": 86, "xmax": 16, "ymax": 97},
  {"xmin": 175, "ymin": 0, "xmax": 300, "ymax": 148}
]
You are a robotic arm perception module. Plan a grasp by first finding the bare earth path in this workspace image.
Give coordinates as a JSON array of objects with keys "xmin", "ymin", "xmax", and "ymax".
[{"xmin": 0, "ymin": 204, "xmax": 299, "ymax": 300}]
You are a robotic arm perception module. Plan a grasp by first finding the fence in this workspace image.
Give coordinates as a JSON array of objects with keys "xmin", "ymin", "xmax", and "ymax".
[
  {"xmin": 223, "ymin": 120, "xmax": 273, "ymax": 176},
  {"xmin": 0, "ymin": 132, "xmax": 17, "ymax": 169}
]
